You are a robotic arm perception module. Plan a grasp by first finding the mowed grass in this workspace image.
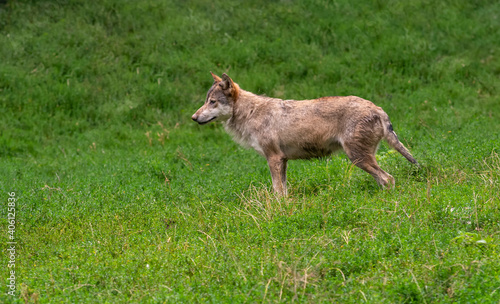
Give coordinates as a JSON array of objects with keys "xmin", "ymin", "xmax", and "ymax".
[{"xmin": 1, "ymin": 0, "xmax": 500, "ymax": 302}]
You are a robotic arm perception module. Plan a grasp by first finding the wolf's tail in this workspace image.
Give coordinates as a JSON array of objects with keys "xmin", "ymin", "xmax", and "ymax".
[{"xmin": 383, "ymin": 118, "xmax": 418, "ymax": 165}]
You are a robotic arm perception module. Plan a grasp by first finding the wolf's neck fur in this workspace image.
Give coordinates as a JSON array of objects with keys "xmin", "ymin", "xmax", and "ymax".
[
  {"xmin": 233, "ymin": 89, "xmax": 263, "ymax": 117},
  {"xmin": 223, "ymin": 89, "xmax": 276, "ymax": 155}
]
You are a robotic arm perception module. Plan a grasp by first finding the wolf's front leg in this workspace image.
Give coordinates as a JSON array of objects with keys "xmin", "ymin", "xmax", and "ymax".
[{"xmin": 266, "ymin": 155, "xmax": 288, "ymax": 196}]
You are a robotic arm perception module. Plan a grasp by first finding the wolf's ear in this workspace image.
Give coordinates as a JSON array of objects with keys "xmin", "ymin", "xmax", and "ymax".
[
  {"xmin": 220, "ymin": 73, "xmax": 239, "ymax": 101},
  {"xmin": 210, "ymin": 71, "xmax": 222, "ymax": 83},
  {"xmin": 220, "ymin": 73, "xmax": 234, "ymax": 90}
]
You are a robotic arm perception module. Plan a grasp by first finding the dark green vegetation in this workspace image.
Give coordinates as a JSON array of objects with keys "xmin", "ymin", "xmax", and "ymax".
[{"xmin": 1, "ymin": 0, "xmax": 500, "ymax": 302}]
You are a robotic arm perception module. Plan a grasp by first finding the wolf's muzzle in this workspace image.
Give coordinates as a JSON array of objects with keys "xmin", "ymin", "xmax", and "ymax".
[{"xmin": 192, "ymin": 114, "xmax": 216, "ymax": 125}]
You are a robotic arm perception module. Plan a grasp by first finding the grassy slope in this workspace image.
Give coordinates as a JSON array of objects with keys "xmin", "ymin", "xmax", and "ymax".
[{"xmin": 1, "ymin": 0, "xmax": 500, "ymax": 302}]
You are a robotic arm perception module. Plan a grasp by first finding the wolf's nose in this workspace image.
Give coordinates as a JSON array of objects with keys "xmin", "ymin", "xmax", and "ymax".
[{"xmin": 191, "ymin": 114, "xmax": 198, "ymax": 122}]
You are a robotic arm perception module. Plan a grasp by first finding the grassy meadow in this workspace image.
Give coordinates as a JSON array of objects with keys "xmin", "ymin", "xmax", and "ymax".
[{"xmin": 1, "ymin": 0, "xmax": 500, "ymax": 302}]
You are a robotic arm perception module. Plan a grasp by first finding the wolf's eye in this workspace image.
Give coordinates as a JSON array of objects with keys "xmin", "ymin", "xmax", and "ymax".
[{"xmin": 209, "ymin": 99, "xmax": 216, "ymax": 104}]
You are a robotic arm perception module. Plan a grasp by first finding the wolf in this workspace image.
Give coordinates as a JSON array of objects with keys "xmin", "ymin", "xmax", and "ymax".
[{"xmin": 192, "ymin": 72, "xmax": 418, "ymax": 196}]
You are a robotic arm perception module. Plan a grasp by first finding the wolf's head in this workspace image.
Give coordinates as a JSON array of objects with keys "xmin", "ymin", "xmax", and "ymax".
[{"xmin": 191, "ymin": 72, "xmax": 239, "ymax": 124}]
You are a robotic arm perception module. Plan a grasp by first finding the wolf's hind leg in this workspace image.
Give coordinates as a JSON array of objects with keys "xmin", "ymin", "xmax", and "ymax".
[{"xmin": 343, "ymin": 145, "xmax": 395, "ymax": 189}]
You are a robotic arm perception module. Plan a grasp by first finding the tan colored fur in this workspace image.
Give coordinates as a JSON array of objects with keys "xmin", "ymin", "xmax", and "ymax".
[{"xmin": 192, "ymin": 73, "xmax": 418, "ymax": 196}]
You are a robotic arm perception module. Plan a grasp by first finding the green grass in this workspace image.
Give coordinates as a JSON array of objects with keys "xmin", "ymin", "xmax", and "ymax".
[{"xmin": 1, "ymin": 0, "xmax": 500, "ymax": 302}]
